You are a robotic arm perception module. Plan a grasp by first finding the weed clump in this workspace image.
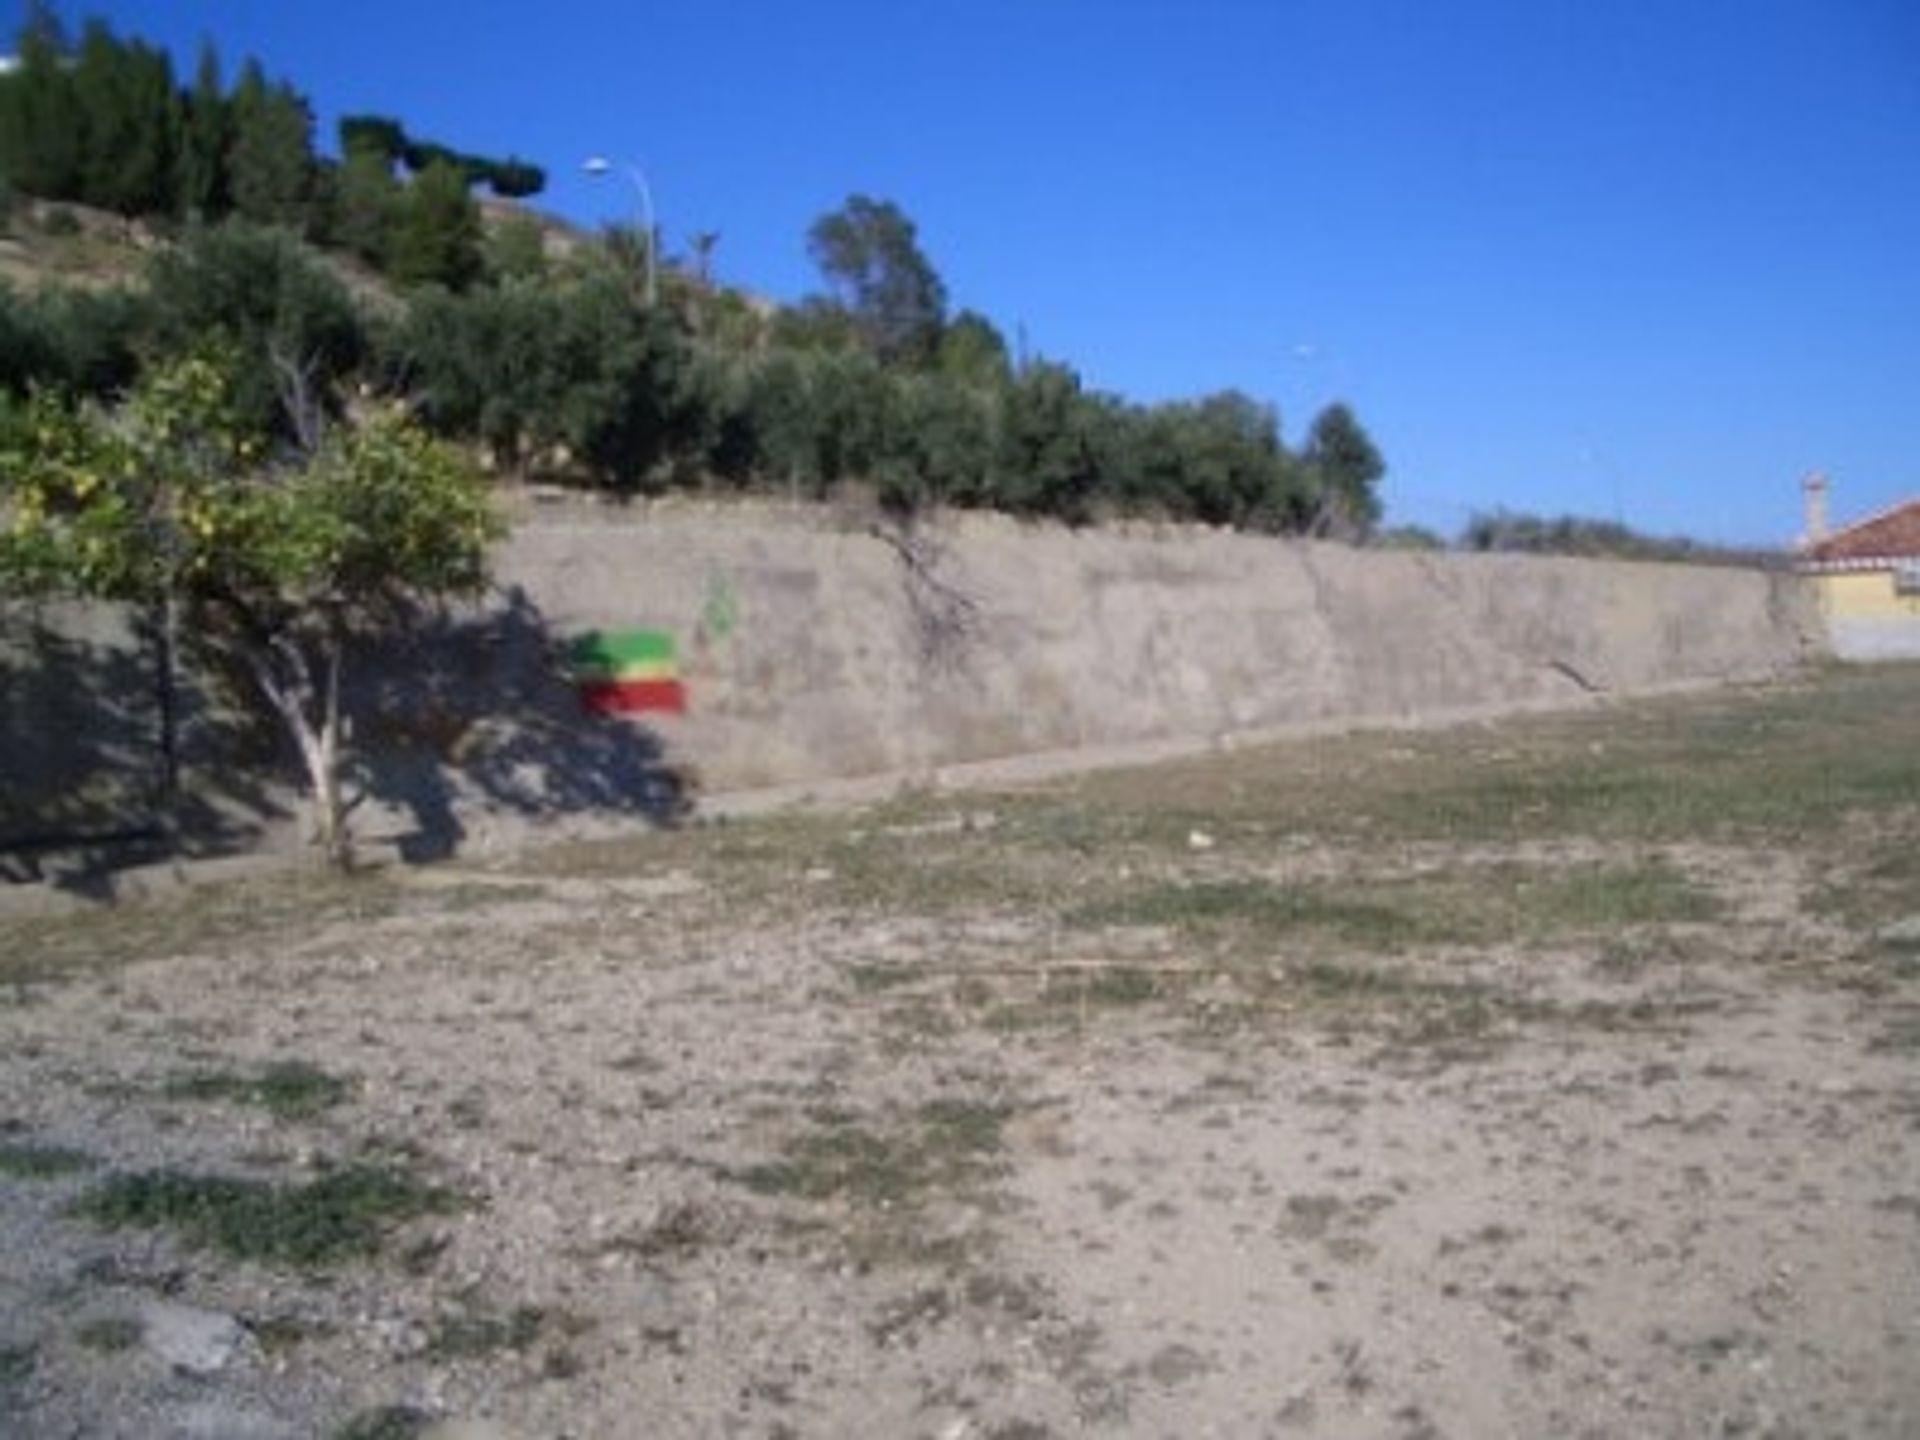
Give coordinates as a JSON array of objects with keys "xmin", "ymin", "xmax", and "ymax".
[
  {"xmin": 0, "ymin": 1141, "xmax": 96, "ymax": 1179},
  {"xmin": 163, "ymin": 1061, "xmax": 352, "ymax": 1120},
  {"xmin": 73, "ymin": 1317, "xmax": 142, "ymax": 1353},
  {"xmin": 74, "ymin": 1163, "xmax": 459, "ymax": 1267},
  {"xmin": 739, "ymin": 1099, "xmax": 1010, "ymax": 1207}
]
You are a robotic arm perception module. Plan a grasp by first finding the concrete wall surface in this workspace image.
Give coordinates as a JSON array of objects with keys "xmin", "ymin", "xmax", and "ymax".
[
  {"xmin": 4, "ymin": 500, "xmax": 1828, "ymax": 872},
  {"xmin": 491, "ymin": 501, "xmax": 1823, "ymax": 792}
]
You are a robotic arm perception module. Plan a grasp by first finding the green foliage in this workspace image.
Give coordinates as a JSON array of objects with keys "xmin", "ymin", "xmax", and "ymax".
[
  {"xmin": 485, "ymin": 157, "xmax": 546, "ymax": 200},
  {"xmin": 398, "ymin": 138, "xmax": 463, "ymax": 176},
  {"xmin": 368, "ymin": 120, "xmax": 544, "ymax": 199},
  {"xmin": 326, "ymin": 147, "xmax": 400, "ymax": 268},
  {"xmin": 1125, "ymin": 390, "xmax": 1297, "ymax": 529},
  {"xmin": 937, "ymin": 309, "xmax": 1012, "ymax": 389},
  {"xmin": 483, "ymin": 212, "xmax": 548, "ymax": 283},
  {"xmin": 390, "ymin": 280, "xmax": 560, "ymax": 465},
  {"xmin": 72, "ymin": 18, "xmax": 180, "ymax": 218},
  {"xmin": 0, "ymin": 13, "xmax": 1394, "ymax": 538},
  {"xmin": 1372, "ymin": 524, "xmax": 1446, "ymax": 551},
  {"xmin": 389, "ymin": 271, "xmax": 702, "ymax": 486},
  {"xmin": 727, "ymin": 349, "xmax": 826, "ymax": 491},
  {"xmin": 177, "ymin": 42, "xmax": 231, "ymax": 221},
  {"xmin": 771, "ymin": 295, "xmax": 860, "ymax": 354},
  {"xmin": 226, "ymin": 59, "xmax": 316, "ymax": 231},
  {"xmin": 0, "ymin": 355, "xmax": 498, "ymax": 862},
  {"xmin": 807, "ymin": 194, "xmax": 949, "ymax": 365},
  {"xmin": 387, "ymin": 159, "xmax": 483, "ymax": 290},
  {"xmin": 1301, "ymin": 402, "xmax": 1385, "ymax": 536},
  {"xmin": 998, "ymin": 361, "xmax": 1099, "ymax": 520},
  {"xmin": 0, "ymin": 280, "xmax": 144, "ymax": 398},
  {"xmin": 0, "ymin": 6, "xmax": 84, "ymax": 199},
  {"xmin": 884, "ymin": 372, "xmax": 998, "ymax": 512},
  {"xmin": 144, "ymin": 223, "xmax": 365, "ymax": 437},
  {"xmin": 1460, "ymin": 509, "xmax": 1782, "ymax": 566},
  {"xmin": 338, "ymin": 113, "xmax": 406, "ymax": 163}
]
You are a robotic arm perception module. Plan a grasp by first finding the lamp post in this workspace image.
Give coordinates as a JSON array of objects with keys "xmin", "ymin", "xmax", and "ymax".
[{"xmin": 582, "ymin": 155, "xmax": 657, "ymax": 308}]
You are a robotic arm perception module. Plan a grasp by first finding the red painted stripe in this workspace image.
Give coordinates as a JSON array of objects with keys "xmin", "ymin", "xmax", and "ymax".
[{"xmin": 580, "ymin": 678, "xmax": 687, "ymax": 715}]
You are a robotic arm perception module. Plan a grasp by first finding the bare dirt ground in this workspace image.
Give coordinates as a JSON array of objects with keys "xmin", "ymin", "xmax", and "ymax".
[{"xmin": 3, "ymin": 663, "xmax": 1918, "ymax": 1440}]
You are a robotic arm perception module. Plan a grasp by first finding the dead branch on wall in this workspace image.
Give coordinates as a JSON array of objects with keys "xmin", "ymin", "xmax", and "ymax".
[{"xmin": 868, "ymin": 516, "xmax": 981, "ymax": 673}]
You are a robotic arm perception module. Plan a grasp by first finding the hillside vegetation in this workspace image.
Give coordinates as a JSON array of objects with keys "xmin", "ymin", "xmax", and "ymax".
[{"xmin": 0, "ymin": 6, "xmax": 1386, "ymax": 535}]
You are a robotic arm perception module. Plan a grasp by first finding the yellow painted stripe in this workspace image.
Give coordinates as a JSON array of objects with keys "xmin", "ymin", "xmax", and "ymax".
[{"xmin": 607, "ymin": 658, "xmax": 677, "ymax": 681}]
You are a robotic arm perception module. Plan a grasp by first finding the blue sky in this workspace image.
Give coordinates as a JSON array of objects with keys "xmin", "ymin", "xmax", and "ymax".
[{"xmin": 10, "ymin": 0, "xmax": 1918, "ymax": 544}]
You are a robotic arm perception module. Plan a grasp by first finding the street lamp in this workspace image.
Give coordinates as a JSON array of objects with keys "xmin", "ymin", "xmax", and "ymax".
[{"xmin": 582, "ymin": 155, "xmax": 657, "ymax": 308}]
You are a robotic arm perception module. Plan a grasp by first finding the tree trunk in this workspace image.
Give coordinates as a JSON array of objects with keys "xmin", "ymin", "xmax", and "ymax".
[
  {"xmin": 305, "ymin": 635, "xmax": 350, "ymax": 870},
  {"xmin": 243, "ymin": 628, "xmax": 354, "ymax": 871}
]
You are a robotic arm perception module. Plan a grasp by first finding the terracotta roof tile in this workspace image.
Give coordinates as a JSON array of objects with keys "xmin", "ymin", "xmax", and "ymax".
[{"xmin": 1806, "ymin": 498, "xmax": 1920, "ymax": 562}]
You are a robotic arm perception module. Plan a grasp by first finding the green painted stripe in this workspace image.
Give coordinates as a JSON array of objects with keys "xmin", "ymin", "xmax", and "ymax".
[{"xmin": 568, "ymin": 630, "xmax": 676, "ymax": 671}]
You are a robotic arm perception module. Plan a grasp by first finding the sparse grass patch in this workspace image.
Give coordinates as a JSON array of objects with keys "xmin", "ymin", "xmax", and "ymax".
[
  {"xmin": 1070, "ymin": 860, "xmax": 1715, "ymax": 957},
  {"xmin": 0, "ymin": 871, "xmax": 403, "ymax": 987},
  {"xmin": 73, "ymin": 1316, "xmax": 142, "ymax": 1353},
  {"xmin": 1868, "ymin": 1009, "xmax": 1920, "ymax": 1054},
  {"xmin": 848, "ymin": 962, "xmax": 919, "ymax": 993},
  {"xmin": 1810, "ymin": 823, "xmax": 1920, "ymax": 945},
  {"xmin": 73, "ymin": 1162, "xmax": 461, "ymax": 1267},
  {"xmin": 740, "ymin": 1120, "xmax": 919, "ymax": 1205},
  {"xmin": 918, "ymin": 1097, "xmax": 1010, "ymax": 1155},
  {"xmin": 331, "ymin": 1405, "xmax": 433, "ymax": 1440},
  {"xmin": 249, "ymin": 1314, "xmax": 335, "ymax": 1353},
  {"xmin": 1499, "ymin": 860, "xmax": 1719, "ymax": 931},
  {"xmin": 594, "ymin": 1201, "xmax": 712, "ymax": 1260},
  {"xmin": 1071, "ymin": 879, "xmax": 1420, "ymax": 950},
  {"xmin": 1056, "ymin": 664, "xmax": 1920, "ymax": 851},
  {"xmin": 0, "ymin": 1342, "xmax": 36, "ymax": 1388},
  {"xmin": 738, "ymin": 1097, "xmax": 1011, "ymax": 1209},
  {"xmin": 163, "ymin": 1060, "xmax": 352, "ymax": 1120},
  {"xmin": 0, "ymin": 1140, "xmax": 96, "ymax": 1179},
  {"xmin": 425, "ymin": 1304, "xmax": 546, "ymax": 1360},
  {"xmin": 814, "ymin": 833, "xmax": 1051, "ymax": 916}
]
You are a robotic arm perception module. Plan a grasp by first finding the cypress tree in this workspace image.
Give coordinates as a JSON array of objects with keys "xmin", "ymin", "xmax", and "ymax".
[
  {"xmin": 178, "ymin": 41, "xmax": 231, "ymax": 221},
  {"xmin": 0, "ymin": 4, "xmax": 83, "ymax": 199},
  {"xmin": 227, "ymin": 59, "xmax": 315, "ymax": 230},
  {"xmin": 72, "ymin": 21, "xmax": 180, "ymax": 217}
]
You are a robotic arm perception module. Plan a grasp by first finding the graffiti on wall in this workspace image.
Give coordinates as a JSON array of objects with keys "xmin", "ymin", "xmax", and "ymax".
[
  {"xmin": 701, "ymin": 574, "xmax": 739, "ymax": 643},
  {"xmin": 569, "ymin": 629, "xmax": 687, "ymax": 715}
]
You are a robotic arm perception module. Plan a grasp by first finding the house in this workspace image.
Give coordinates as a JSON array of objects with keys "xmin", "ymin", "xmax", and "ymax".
[{"xmin": 1797, "ymin": 473, "xmax": 1920, "ymax": 660}]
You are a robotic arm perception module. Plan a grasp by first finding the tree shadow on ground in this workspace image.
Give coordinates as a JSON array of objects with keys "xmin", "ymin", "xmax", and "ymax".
[
  {"xmin": 345, "ymin": 585, "xmax": 695, "ymax": 863},
  {"xmin": 1, "ymin": 605, "xmax": 289, "ymax": 895}
]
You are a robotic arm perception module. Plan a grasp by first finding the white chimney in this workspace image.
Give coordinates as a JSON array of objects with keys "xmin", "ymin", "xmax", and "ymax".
[{"xmin": 1800, "ymin": 471, "xmax": 1830, "ymax": 549}]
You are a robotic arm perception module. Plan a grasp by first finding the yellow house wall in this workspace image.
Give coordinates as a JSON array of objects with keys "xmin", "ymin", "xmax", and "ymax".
[{"xmin": 1813, "ymin": 569, "xmax": 1920, "ymax": 620}]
